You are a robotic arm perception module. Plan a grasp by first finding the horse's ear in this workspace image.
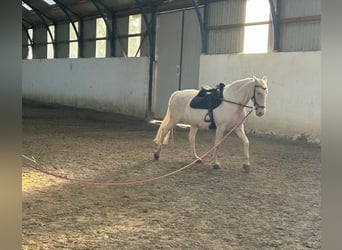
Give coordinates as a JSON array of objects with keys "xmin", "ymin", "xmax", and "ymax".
[
  {"xmin": 253, "ymin": 75, "xmax": 257, "ymax": 81},
  {"xmin": 262, "ymin": 76, "xmax": 268, "ymax": 82}
]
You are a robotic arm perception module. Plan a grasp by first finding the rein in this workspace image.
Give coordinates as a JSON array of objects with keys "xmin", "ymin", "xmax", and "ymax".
[
  {"xmin": 222, "ymin": 99, "xmax": 254, "ymax": 109},
  {"xmin": 222, "ymin": 84, "xmax": 267, "ymax": 110}
]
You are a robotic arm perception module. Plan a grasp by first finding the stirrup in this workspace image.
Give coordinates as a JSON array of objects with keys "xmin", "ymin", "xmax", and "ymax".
[{"xmin": 204, "ymin": 113, "xmax": 211, "ymax": 122}]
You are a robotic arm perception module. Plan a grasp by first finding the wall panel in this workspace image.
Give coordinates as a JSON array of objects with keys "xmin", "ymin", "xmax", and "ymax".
[
  {"xmin": 199, "ymin": 52, "xmax": 321, "ymax": 140},
  {"xmin": 22, "ymin": 57, "xmax": 150, "ymax": 118}
]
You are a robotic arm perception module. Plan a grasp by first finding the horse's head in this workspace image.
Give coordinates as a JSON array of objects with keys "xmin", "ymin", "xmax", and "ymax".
[{"xmin": 252, "ymin": 76, "xmax": 268, "ymax": 117}]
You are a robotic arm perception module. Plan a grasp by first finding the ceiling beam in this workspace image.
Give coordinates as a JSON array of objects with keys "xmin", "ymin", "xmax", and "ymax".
[
  {"xmin": 22, "ymin": 24, "xmax": 34, "ymax": 45},
  {"xmin": 22, "ymin": 0, "xmax": 55, "ymax": 50},
  {"xmin": 53, "ymin": 0, "xmax": 80, "ymax": 40}
]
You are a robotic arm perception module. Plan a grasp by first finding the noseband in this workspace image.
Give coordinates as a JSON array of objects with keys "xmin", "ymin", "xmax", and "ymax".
[{"xmin": 251, "ymin": 85, "xmax": 267, "ymax": 110}]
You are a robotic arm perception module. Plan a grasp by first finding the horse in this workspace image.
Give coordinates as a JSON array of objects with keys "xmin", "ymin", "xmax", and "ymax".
[{"xmin": 153, "ymin": 76, "xmax": 268, "ymax": 172}]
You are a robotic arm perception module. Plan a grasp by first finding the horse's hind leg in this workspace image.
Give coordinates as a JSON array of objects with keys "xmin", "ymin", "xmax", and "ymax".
[
  {"xmin": 189, "ymin": 126, "xmax": 201, "ymax": 163},
  {"xmin": 235, "ymin": 124, "xmax": 250, "ymax": 172}
]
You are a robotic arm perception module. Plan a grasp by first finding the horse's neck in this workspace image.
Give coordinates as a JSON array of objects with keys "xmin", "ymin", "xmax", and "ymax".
[{"xmin": 224, "ymin": 79, "xmax": 254, "ymax": 105}]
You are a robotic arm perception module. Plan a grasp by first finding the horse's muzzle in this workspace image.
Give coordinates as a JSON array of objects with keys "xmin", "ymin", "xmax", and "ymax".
[{"xmin": 256, "ymin": 108, "xmax": 265, "ymax": 117}]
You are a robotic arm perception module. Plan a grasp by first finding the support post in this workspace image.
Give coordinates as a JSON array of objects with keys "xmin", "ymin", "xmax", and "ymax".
[
  {"xmin": 269, "ymin": 0, "xmax": 281, "ymax": 51},
  {"xmin": 89, "ymin": 0, "xmax": 115, "ymax": 57},
  {"xmin": 78, "ymin": 18, "xmax": 84, "ymax": 57},
  {"xmin": 191, "ymin": 0, "xmax": 207, "ymax": 54},
  {"xmin": 134, "ymin": 0, "xmax": 156, "ymax": 117}
]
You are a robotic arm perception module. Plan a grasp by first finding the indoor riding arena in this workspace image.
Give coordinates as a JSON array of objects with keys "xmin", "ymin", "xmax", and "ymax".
[{"xmin": 22, "ymin": 0, "xmax": 321, "ymax": 249}]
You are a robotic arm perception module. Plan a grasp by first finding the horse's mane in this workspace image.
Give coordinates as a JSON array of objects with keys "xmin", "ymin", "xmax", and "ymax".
[
  {"xmin": 225, "ymin": 77, "xmax": 268, "ymax": 91},
  {"xmin": 224, "ymin": 77, "xmax": 254, "ymax": 90}
]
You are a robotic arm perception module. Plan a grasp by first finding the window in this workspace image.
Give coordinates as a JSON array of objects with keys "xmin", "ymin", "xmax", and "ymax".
[
  {"xmin": 43, "ymin": 0, "xmax": 55, "ymax": 5},
  {"xmin": 96, "ymin": 18, "xmax": 107, "ymax": 58},
  {"xmin": 69, "ymin": 22, "xmax": 78, "ymax": 58},
  {"xmin": 128, "ymin": 14, "xmax": 142, "ymax": 57},
  {"xmin": 27, "ymin": 29, "xmax": 33, "ymax": 59},
  {"xmin": 22, "ymin": 1, "xmax": 32, "ymax": 10},
  {"xmin": 47, "ymin": 25, "xmax": 55, "ymax": 59},
  {"xmin": 243, "ymin": 0, "xmax": 270, "ymax": 53}
]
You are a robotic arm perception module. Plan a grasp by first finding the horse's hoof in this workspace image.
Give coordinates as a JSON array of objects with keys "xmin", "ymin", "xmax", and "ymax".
[
  {"xmin": 154, "ymin": 153, "xmax": 159, "ymax": 160},
  {"xmin": 242, "ymin": 164, "xmax": 250, "ymax": 173},
  {"xmin": 213, "ymin": 164, "xmax": 221, "ymax": 170}
]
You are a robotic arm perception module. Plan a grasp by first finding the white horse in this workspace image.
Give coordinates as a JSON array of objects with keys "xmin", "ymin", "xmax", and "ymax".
[{"xmin": 153, "ymin": 76, "xmax": 268, "ymax": 171}]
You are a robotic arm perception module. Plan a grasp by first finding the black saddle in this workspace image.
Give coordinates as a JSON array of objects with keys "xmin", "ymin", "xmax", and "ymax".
[{"xmin": 190, "ymin": 83, "xmax": 225, "ymax": 129}]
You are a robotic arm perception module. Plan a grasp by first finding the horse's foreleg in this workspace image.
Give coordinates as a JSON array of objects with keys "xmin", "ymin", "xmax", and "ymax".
[
  {"xmin": 212, "ymin": 128, "xmax": 225, "ymax": 169},
  {"xmin": 189, "ymin": 126, "xmax": 201, "ymax": 163},
  {"xmin": 154, "ymin": 123, "xmax": 175, "ymax": 160},
  {"xmin": 154, "ymin": 144, "xmax": 162, "ymax": 160},
  {"xmin": 154, "ymin": 129, "xmax": 168, "ymax": 160},
  {"xmin": 235, "ymin": 124, "xmax": 250, "ymax": 172}
]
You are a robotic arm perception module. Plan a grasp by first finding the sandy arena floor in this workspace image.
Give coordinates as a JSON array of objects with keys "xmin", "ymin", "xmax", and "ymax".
[{"xmin": 22, "ymin": 101, "xmax": 321, "ymax": 249}]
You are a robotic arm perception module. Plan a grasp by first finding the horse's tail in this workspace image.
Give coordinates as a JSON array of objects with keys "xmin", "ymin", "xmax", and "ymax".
[
  {"xmin": 153, "ymin": 109, "xmax": 171, "ymax": 145},
  {"xmin": 153, "ymin": 91, "xmax": 178, "ymax": 145}
]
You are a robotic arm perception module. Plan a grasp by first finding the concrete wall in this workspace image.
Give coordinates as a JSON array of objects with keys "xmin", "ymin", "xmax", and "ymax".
[
  {"xmin": 22, "ymin": 57, "xmax": 150, "ymax": 118},
  {"xmin": 199, "ymin": 51, "xmax": 321, "ymax": 141},
  {"xmin": 22, "ymin": 52, "xmax": 321, "ymax": 140}
]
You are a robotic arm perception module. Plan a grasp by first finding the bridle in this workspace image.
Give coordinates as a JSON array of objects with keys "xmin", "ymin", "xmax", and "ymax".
[
  {"xmin": 251, "ymin": 85, "xmax": 267, "ymax": 110},
  {"xmin": 222, "ymin": 84, "xmax": 267, "ymax": 110}
]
